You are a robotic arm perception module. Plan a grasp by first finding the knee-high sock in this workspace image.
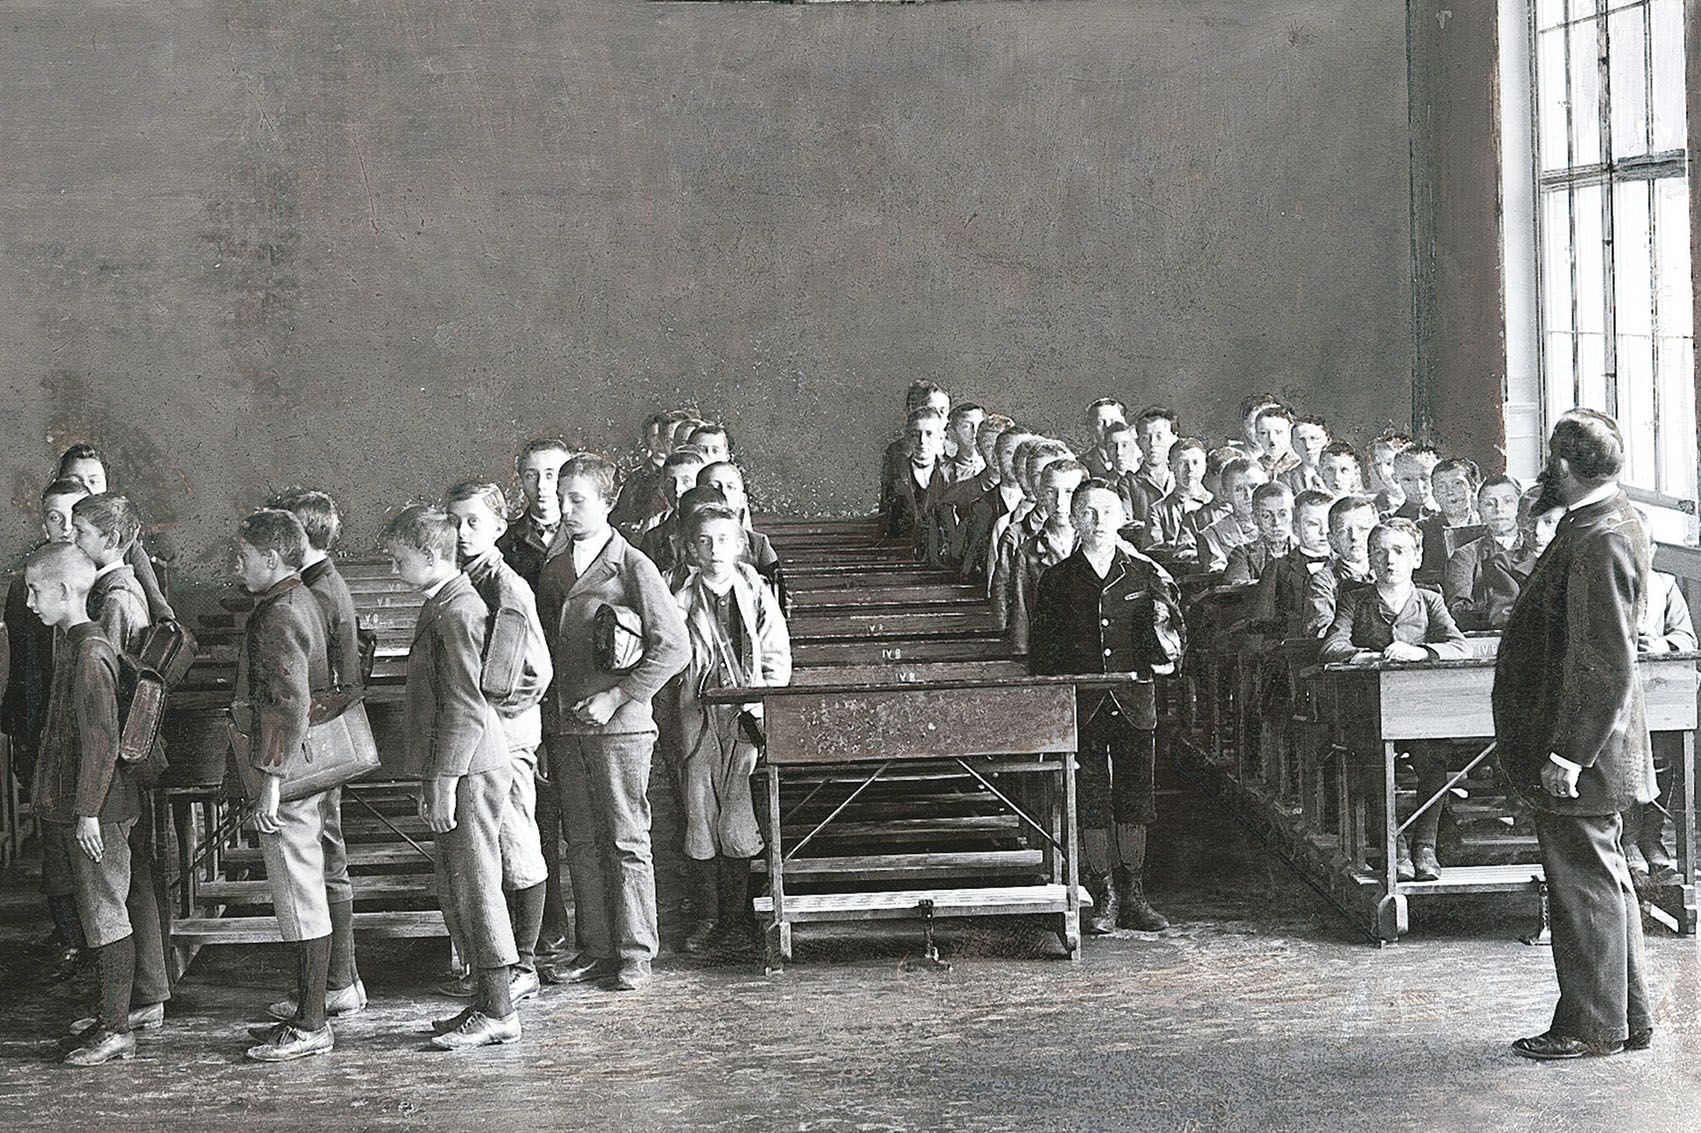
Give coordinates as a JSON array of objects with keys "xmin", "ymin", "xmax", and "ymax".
[
  {"xmin": 297, "ymin": 935, "xmax": 331, "ymax": 1032},
  {"xmin": 1412, "ymin": 769, "xmax": 1448, "ymax": 847},
  {"xmin": 327, "ymin": 898, "xmax": 358, "ymax": 990},
  {"xmin": 440, "ymin": 894, "xmax": 468, "ymax": 973},
  {"xmin": 510, "ymin": 883, "xmax": 546, "ymax": 972},
  {"xmin": 693, "ymin": 859, "xmax": 720, "ymax": 924},
  {"xmin": 48, "ymin": 894, "xmax": 87, "ymax": 950},
  {"xmin": 478, "ymin": 965, "xmax": 514, "ymax": 1019},
  {"xmin": 1115, "ymin": 823, "xmax": 1148, "ymax": 871},
  {"xmin": 1082, "ymin": 827, "xmax": 1111, "ymax": 876},
  {"xmin": 98, "ymin": 934, "xmax": 136, "ymax": 1033}
]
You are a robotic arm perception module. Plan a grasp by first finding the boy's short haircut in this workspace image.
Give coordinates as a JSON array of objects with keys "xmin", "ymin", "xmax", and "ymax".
[
  {"xmin": 979, "ymin": 413, "xmax": 1015, "ymax": 436},
  {"xmin": 904, "ymin": 380, "xmax": 945, "ymax": 412},
  {"xmin": 1251, "ymin": 481, "xmax": 1294, "ymax": 507},
  {"xmin": 1373, "ymin": 430, "xmax": 1414, "ymax": 452},
  {"xmin": 1253, "ymin": 403, "xmax": 1294, "ymax": 426},
  {"xmin": 380, "ymin": 504, "xmax": 456, "ymax": 562},
  {"xmin": 1550, "ymin": 407, "xmax": 1627, "ymax": 482},
  {"xmin": 643, "ymin": 411, "xmax": 670, "ymax": 431},
  {"xmin": 689, "ymin": 421, "xmax": 730, "ymax": 446},
  {"xmin": 1321, "ymin": 440, "xmax": 1360, "ymax": 461},
  {"xmin": 1328, "ymin": 494, "xmax": 1379, "ymax": 532},
  {"xmin": 1293, "ymin": 488, "xmax": 1335, "ymax": 514},
  {"xmin": 560, "ymin": 453, "xmax": 620, "ymax": 503},
  {"xmin": 1394, "ymin": 444, "xmax": 1442, "ymax": 469},
  {"xmin": 1103, "ymin": 420, "xmax": 1136, "ymax": 440},
  {"xmin": 1135, "ymin": 405, "xmax": 1180, "ymax": 430},
  {"xmin": 41, "ymin": 477, "xmax": 90, "ymax": 505},
  {"xmin": 677, "ymin": 485, "xmax": 728, "ymax": 517},
  {"xmin": 1042, "ymin": 459, "xmax": 1089, "ymax": 482},
  {"xmin": 1171, "ymin": 436, "xmax": 1209, "ymax": 459},
  {"xmin": 56, "ymin": 443, "xmax": 108, "ymax": 477},
  {"xmin": 1070, "ymin": 479, "xmax": 1122, "ymax": 516},
  {"xmin": 516, "ymin": 437, "xmax": 573, "ymax": 469},
  {"xmin": 240, "ymin": 508, "xmax": 311, "ymax": 569},
  {"xmin": 444, "ymin": 480, "xmax": 509, "ymax": 518},
  {"xmin": 1031, "ymin": 439, "xmax": 1072, "ymax": 463},
  {"xmin": 696, "ymin": 460, "xmax": 744, "ymax": 488},
  {"xmin": 26, "ymin": 541, "xmax": 96, "ymax": 589},
  {"xmin": 1371, "ymin": 517, "xmax": 1423, "ymax": 556},
  {"xmin": 1434, "ymin": 456, "xmax": 1483, "ymax": 488},
  {"xmin": 72, "ymin": 493, "xmax": 141, "ymax": 549},
  {"xmin": 664, "ymin": 408, "xmax": 696, "ymax": 424},
  {"xmin": 685, "ymin": 502, "xmax": 744, "ymax": 539},
  {"xmin": 948, "ymin": 403, "xmax": 985, "ymax": 423},
  {"xmin": 1479, "ymin": 473, "xmax": 1523, "ymax": 496},
  {"xmin": 907, "ymin": 405, "xmax": 947, "ymax": 427},
  {"xmin": 266, "ymin": 488, "xmax": 342, "ymax": 551},
  {"xmin": 1085, "ymin": 397, "xmax": 1126, "ymax": 419},
  {"xmin": 1295, "ymin": 414, "xmax": 1328, "ymax": 429},
  {"xmin": 1206, "ymin": 446, "xmax": 1243, "ymax": 477},
  {"xmin": 997, "ymin": 430, "xmax": 1033, "ymax": 462},
  {"xmin": 1219, "ymin": 458, "xmax": 1257, "ymax": 489},
  {"xmin": 1238, "ymin": 393, "xmax": 1283, "ymax": 420},
  {"xmin": 663, "ymin": 450, "xmax": 708, "ymax": 472}
]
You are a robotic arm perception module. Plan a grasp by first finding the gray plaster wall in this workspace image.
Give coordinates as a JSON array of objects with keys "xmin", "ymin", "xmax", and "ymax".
[{"xmin": 0, "ymin": 0, "xmax": 1413, "ymax": 581}]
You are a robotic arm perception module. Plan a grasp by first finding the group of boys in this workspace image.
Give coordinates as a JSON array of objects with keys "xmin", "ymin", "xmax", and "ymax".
[{"xmin": 12, "ymin": 418, "xmax": 793, "ymax": 1067}]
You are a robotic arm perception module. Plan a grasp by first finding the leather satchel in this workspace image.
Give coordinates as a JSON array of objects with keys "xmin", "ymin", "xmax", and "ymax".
[
  {"xmin": 481, "ymin": 606, "xmax": 531, "ymax": 700},
  {"xmin": 593, "ymin": 603, "xmax": 645, "ymax": 673},
  {"xmin": 229, "ymin": 686, "xmax": 381, "ymax": 803}
]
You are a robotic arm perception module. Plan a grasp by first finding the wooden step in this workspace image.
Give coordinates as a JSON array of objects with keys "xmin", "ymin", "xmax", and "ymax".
[
  {"xmin": 790, "ymin": 588, "xmax": 984, "ymax": 610},
  {"xmin": 197, "ymin": 876, "xmax": 435, "ymax": 902},
  {"xmin": 757, "ymin": 850, "xmax": 1044, "ymax": 882},
  {"xmin": 172, "ymin": 910, "xmax": 447, "ymax": 944},
  {"xmin": 222, "ymin": 843, "xmax": 436, "ymax": 867},
  {"xmin": 789, "ymin": 610, "xmax": 996, "ymax": 635},
  {"xmin": 779, "ymin": 814, "xmax": 1020, "ymax": 839},
  {"xmin": 790, "ymin": 660, "xmax": 1030, "ymax": 687},
  {"xmin": 794, "ymin": 638, "xmax": 1017, "ymax": 665},
  {"xmin": 754, "ymin": 883, "xmax": 1079, "ymax": 921}
]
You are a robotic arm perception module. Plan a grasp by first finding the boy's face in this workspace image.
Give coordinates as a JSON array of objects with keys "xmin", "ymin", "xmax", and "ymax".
[
  {"xmin": 950, "ymin": 411, "xmax": 984, "ymax": 454},
  {"xmin": 41, "ymin": 491, "xmax": 86, "ymax": 544},
  {"xmin": 1480, "ymin": 484, "xmax": 1521, "ymax": 536},
  {"xmin": 445, "ymin": 497, "xmax": 507, "ymax": 562},
  {"xmin": 667, "ymin": 463, "xmax": 705, "ymax": 505},
  {"xmin": 1433, "ymin": 469, "xmax": 1475, "ymax": 519},
  {"xmin": 63, "ymin": 458, "xmax": 107, "ymax": 496},
  {"xmin": 1026, "ymin": 453, "xmax": 1060, "ymax": 500},
  {"xmin": 1039, "ymin": 469, "xmax": 1086, "ymax": 522},
  {"xmin": 1254, "ymin": 497, "xmax": 1292, "ymax": 544},
  {"xmin": 702, "ymin": 467, "xmax": 748, "ymax": 512},
  {"xmin": 1370, "ymin": 531, "xmax": 1418, "ymax": 586},
  {"xmin": 689, "ymin": 517, "xmax": 744, "ymax": 576},
  {"xmin": 925, "ymin": 391, "xmax": 951, "ymax": 419},
  {"xmin": 1090, "ymin": 405, "xmax": 1125, "ymax": 443},
  {"xmin": 1242, "ymin": 406, "xmax": 1270, "ymax": 447},
  {"xmin": 559, "ymin": 474, "xmax": 615, "ymax": 538},
  {"xmin": 1394, "ymin": 457, "xmax": 1436, "ymax": 509},
  {"xmin": 1319, "ymin": 453, "xmax": 1361, "ymax": 495},
  {"xmin": 1371, "ymin": 443, "xmax": 1401, "ymax": 489},
  {"xmin": 1135, "ymin": 419, "xmax": 1176, "ymax": 468},
  {"xmin": 1330, "ymin": 508, "xmax": 1377, "ymax": 564},
  {"xmin": 519, "ymin": 449, "xmax": 570, "ymax": 522},
  {"xmin": 1292, "ymin": 424, "xmax": 1329, "ymax": 465},
  {"xmin": 908, "ymin": 420, "xmax": 945, "ymax": 465},
  {"xmin": 1172, "ymin": 447, "xmax": 1206, "ymax": 490},
  {"xmin": 1073, "ymin": 488, "xmax": 1124, "ymax": 546},
  {"xmin": 24, "ymin": 568, "xmax": 75, "ymax": 628},
  {"xmin": 1533, "ymin": 507, "xmax": 1563, "ymax": 554},
  {"xmin": 387, "ymin": 544, "xmax": 443, "ymax": 590},
  {"xmin": 1107, "ymin": 431, "xmax": 1141, "ymax": 474},
  {"xmin": 998, "ymin": 438, "xmax": 1029, "ymax": 481},
  {"xmin": 692, "ymin": 432, "xmax": 729, "ymax": 464},
  {"xmin": 1294, "ymin": 503, "xmax": 1331, "ymax": 556},
  {"xmin": 1228, "ymin": 470, "xmax": 1266, "ymax": 518},
  {"xmin": 235, "ymin": 540, "xmax": 282, "ymax": 594},
  {"xmin": 71, "ymin": 515, "xmax": 119, "ymax": 566},
  {"xmin": 1255, "ymin": 415, "xmax": 1293, "ymax": 458}
]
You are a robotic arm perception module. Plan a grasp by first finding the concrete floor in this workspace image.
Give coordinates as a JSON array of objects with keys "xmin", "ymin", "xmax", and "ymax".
[{"xmin": 2, "ymin": 786, "xmax": 1699, "ymax": 1133}]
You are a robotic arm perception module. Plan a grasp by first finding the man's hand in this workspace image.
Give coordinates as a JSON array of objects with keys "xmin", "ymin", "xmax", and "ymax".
[
  {"xmin": 254, "ymin": 775, "xmax": 283, "ymax": 835},
  {"xmin": 571, "ymin": 688, "xmax": 626, "ymax": 728},
  {"xmin": 1382, "ymin": 642, "xmax": 1429, "ymax": 663},
  {"xmin": 75, "ymin": 816, "xmax": 103, "ymax": 863},
  {"xmin": 425, "ymin": 775, "xmax": 459, "ymax": 833},
  {"xmin": 1541, "ymin": 757, "xmax": 1582, "ymax": 800}
]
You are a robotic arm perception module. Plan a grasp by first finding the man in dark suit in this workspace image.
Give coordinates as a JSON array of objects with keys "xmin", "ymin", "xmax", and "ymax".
[{"xmin": 1492, "ymin": 408, "xmax": 1656, "ymax": 1060}]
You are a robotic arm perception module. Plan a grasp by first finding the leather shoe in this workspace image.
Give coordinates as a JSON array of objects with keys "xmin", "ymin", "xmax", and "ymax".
[
  {"xmin": 63, "ymin": 1027, "xmax": 136, "ymax": 1066},
  {"xmin": 69, "ymin": 1001, "xmax": 165, "ymax": 1037},
  {"xmin": 1411, "ymin": 844, "xmax": 1442, "ymax": 882},
  {"xmin": 510, "ymin": 967, "xmax": 541, "ymax": 1003},
  {"xmin": 539, "ymin": 952, "xmax": 614, "ymax": 985},
  {"xmin": 429, "ymin": 1010, "xmax": 521, "ymax": 1050},
  {"xmin": 436, "ymin": 970, "xmax": 476, "ymax": 998},
  {"xmin": 267, "ymin": 979, "xmax": 367, "ymax": 1021},
  {"xmin": 246, "ymin": 1022, "xmax": 335, "ymax": 1062},
  {"xmin": 247, "ymin": 1021, "xmax": 288, "ymax": 1042},
  {"xmin": 1625, "ymin": 1027, "xmax": 1654, "ymax": 1052},
  {"xmin": 429, "ymin": 1005, "xmax": 476, "ymax": 1036},
  {"xmin": 534, "ymin": 934, "xmax": 570, "ymax": 960},
  {"xmin": 1512, "ymin": 1031, "xmax": 1623, "ymax": 1060},
  {"xmin": 612, "ymin": 961, "xmax": 652, "ymax": 992}
]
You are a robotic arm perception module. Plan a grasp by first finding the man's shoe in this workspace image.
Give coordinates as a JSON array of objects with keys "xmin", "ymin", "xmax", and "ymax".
[
  {"xmin": 246, "ymin": 1023, "xmax": 334, "ymax": 1062},
  {"xmin": 612, "ymin": 961, "xmax": 652, "ymax": 992},
  {"xmin": 247, "ymin": 1021, "xmax": 288, "ymax": 1042},
  {"xmin": 1394, "ymin": 837, "xmax": 1416, "ymax": 883},
  {"xmin": 62, "ymin": 1027, "xmax": 135, "ymax": 1066},
  {"xmin": 1512, "ymin": 1031, "xmax": 1623, "ymax": 1060},
  {"xmin": 267, "ymin": 979, "xmax": 367, "ymax": 1022},
  {"xmin": 510, "ymin": 967, "xmax": 541, "ymax": 1003},
  {"xmin": 69, "ymin": 1002, "xmax": 165, "ymax": 1037},
  {"xmin": 538, "ymin": 952, "xmax": 614, "ymax": 985},
  {"xmin": 429, "ymin": 1005, "xmax": 477, "ymax": 1036},
  {"xmin": 436, "ymin": 970, "xmax": 477, "ymax": 998},
  {"xmin": 49, "ymin": 946, "xmax": 91, "ymax": 983},
  {"xmin": 1083, "ymin": 872, "xmax": 1117, "ymax": 936},
  {"xmin": 1625, "ymin": 1027, "xmax": 1654, "ymax": 1052},
  {"xmin": 1116, "ymin": 870, "xmax": 1171, "ymax": 933},
  {"xmin": 683, "ymin": 918, "xmax": 721, "ymax": 956},
  {"xmin": 1411, "ymin": 844, "xmax": 1442, "ymax": 883},
  {"xmin": 534, "ymin": 934, "xmax": 570, "ymax": 960},
  {"xmin": 429, "ymin": 1010, "xmax": 521, "ymax": 1050}
]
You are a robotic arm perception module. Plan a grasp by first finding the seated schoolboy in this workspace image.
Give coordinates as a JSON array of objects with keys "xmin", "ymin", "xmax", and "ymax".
[
  {"xmin": 1442, "ymin": 474, "xmax": 1532, "ymax": 631},
  {"xmin": 56, "ymin": 445, "xmax": 175, "ymax": 623},
  {"xmin": 1196, "ymin": 458, "xmax": 1267, "ymax": 573},
  {"xmin": 687, "ymin": 422, "xmax": 731, "ymax": 466},
  {"xmin": 1081, "ymin": 397, "xmax": 1128, "ymax": 479},
  {"xmin": 24, "ymin": 544, "xmax": 141, "ymax": 1065},
  {"xmin": 1007, "ymin": 460, "xmax": 1088, "ymax": 653},
  {"xmin": 879, "ymin": 381, "xmax": 949, "ymax": 528},
  {"xmin": 990, "ymin": 441, "xmax": 1070, "ymax": 626},
  {"xmin": 443, "ymin": 483, "xmax": 556, "ymax": 1006},
  {"xmin": 1223, "ymin": 482, "xmax": 1295, "ymax": 585},
  {"xmin": 1097, "ymin": 422, "xmax": 1144, "ymax": 535},
  {"xmin": 638, "ymin": 450, "xmax": 710, "ymax": 564},
  {"xmin": 1279, "ymin": 415, "xmax": 1330, "ymax": 494},
  {"xmin": 698, "ymin": 461, "xmax": 778, "ymax": 551},
  {"xmin": 940, "ymin": 413, "xmax": 1013, "ymax": 572},
  {"xmin": 958, "ymin": 425, "xmax": 1030, "ymax": 587},
  {"xmin": 1146, "ymin": 438, "xmax": 1216, "ymax": 554},
  {"xmin": 982, "ymin": 437, "xmax": 1046, "ymax": 582},
  {"xmin": 884, "ymin": 405, "xmax": 948, "ymax": 543},
  {"xmin": 1126, "ymin": 407, "xmax": 1180, "ymax": 538},
  {"xmin": 383, "ymin": 506, "xmax": 522, "ymax": 1047},
  {"xmin": 670, "ymin": 414, "xmax": 705, "ymax": 454},
  {"xmin": 941, "ymin": 403, "xmax": 986, "ymax": 485},
  {"xmin": 1253, "ymin": 405, "xmax": 1300, "ymax": 482},
  {"xmin": 1417, "ymin": 457, "xmax": 1485, "ymax": 584},
  {"xmin": 4, "ymin": 478, "xmax": 92, "ymax": 978},
  {"xmin": 231, "ymin": 509, "xmax": 340, "ymax": 1061},
  {"xmin": 536, "ymin": 455, "xmax": 690, "ymax": 993},
  {"xmin": 1388, "ymin": 443, "xmax": 1441, "ymax": 521},
  {"xmin": 1250, "ymin": 488, "xmax": 1336, "ymax": 640},
  {"xmin": 670, "ymin": 504, "xmax": 792, "ymax": 958},
  {"xmin": 611, "ymin": 416, "xmax": 672, "ymax": 535},
  {"xmin": 500, "ymin": 439, "xmax": 576, "ymax": 586},
  {"xmin": 1303, "ymin": 494, "xmax": 1378, "ymax": 636},
  {"xmin": 1368, "ymin": 431, "xmax": 1412, "ymax": 515},
  {"xmin": 1320, "ymin": 519, "xmax": 1468, "ymax": 880},
  {"xmin": 1317, "ymin": 440, "xmax": 1365, "ymax": 498},
  {"xmin": 1229, "ymin": 393, "xmax": 1283, "ymax": 462},
  {"xmin": 1030, "ymin": 483, "xmax": 1184, "ymax": 933}
]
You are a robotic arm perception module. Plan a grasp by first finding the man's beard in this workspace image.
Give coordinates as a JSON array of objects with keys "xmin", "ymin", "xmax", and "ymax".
[{"xmin": 1531, "ymin": 458, "xmax": 1566, "ymax": 516}]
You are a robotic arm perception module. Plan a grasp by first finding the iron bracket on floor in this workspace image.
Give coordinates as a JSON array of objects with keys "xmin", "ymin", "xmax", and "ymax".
[{"xmin": 901, "ymin": 898, "xmax": 952, "ymax": 973}]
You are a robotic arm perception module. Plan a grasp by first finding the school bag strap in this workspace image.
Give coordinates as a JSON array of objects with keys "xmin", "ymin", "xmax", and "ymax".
[{"xmin": 593, "ymin": 602, "xmax": 645, "ymax": 673}]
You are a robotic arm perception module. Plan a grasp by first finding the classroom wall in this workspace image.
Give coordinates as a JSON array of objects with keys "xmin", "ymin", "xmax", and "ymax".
[{"xmin": 0, "ymin": 0, "xmax": 1415, "ymax": 582}]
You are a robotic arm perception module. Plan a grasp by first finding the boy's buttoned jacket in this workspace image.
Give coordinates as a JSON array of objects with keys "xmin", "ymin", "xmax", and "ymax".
[
  {"xmin": 235, "ymin": 577, "xmax": 332, "ymax": 777},
  {"xmin": 670, "ymin": 563, "xmax": 792, "ymax": 763},
  {"xmin": 398, "ymin": 572, "xmax": 507, "ymax": 780},
  {"xmin": 1319, "ymin": 584, "xmax": 1470, "ymax": 663}
]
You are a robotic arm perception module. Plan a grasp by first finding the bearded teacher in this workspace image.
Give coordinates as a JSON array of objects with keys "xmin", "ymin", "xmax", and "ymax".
[{"xmin": 1492, "ymin": 408, "xmax": 1657, "ymax": 1060}]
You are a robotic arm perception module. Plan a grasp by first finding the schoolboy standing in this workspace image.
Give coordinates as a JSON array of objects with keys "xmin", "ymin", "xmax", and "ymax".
[{"xmin": 498, "ymin": 438, "xmax": 575, "ymax": 588}]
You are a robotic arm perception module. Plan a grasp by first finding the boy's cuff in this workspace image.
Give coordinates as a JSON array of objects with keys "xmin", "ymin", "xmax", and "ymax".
[{"xmin": 1547, "ymin": 752, "xmax": 1583, "ymax": 774}]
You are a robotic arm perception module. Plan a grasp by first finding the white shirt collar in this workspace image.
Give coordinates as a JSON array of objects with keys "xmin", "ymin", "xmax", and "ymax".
[
  {"xmin": 1567, "ymin": 480, "xmax": 1619, "ymax": 513},
  {"xmin": 92, "ymin": 559, "xmax": 124, "ymax": 581},
  {"xmin": 571, "ymin": 526, "xmax": 615, "ymax": 574},
  {"xmin": 422, "ymin": 574, "xmax": 455, "ymax": 601}
]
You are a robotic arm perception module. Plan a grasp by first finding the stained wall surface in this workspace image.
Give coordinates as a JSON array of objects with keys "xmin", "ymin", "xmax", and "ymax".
[{"xmin": 0, "ymin": 0, "xmax": 1413, "ymax": 579}]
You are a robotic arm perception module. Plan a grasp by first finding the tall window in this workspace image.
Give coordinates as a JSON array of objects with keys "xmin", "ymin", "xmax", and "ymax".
[{"xmin": 1533, "ymin": 0, "xmax": 1692, "ymax": 508}]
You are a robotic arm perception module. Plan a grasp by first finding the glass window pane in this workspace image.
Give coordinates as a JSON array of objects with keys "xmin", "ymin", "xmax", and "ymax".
[
  {"xmin": 1539, "ymin": 29, "xmax": 1573, "ymax": 170},
  {"xmin": 1618, "ymin": 332, "xmax": 1656, "ymax": 487},
  {"xmin": 1537, "ymin": 0, "xmax": 1568, "ymax": 30},
  {"xmin": 1575, "ymin": 183, "xmax": 1606, "ymax": 334},
  {"xmin": 1656, "ymin": 177, "xmax": 1694, "ymax": 338},
  {"xmin": 1650, "ymin": 0, "xmax": 1686, "ymax": 151},
  {"xmin": 1578, "ymin": 331, "xmax": 1609, "ymax": 412},
  {"xmin": 1609, "ymin": 6, "xmax": 1649, "ymax": 157},
  {"xmin": 1546, "ymin": 332, "xmax": 1579, "ymax": 420},
  {"xmin": 1614, "ymin": 180, "xmax": 1652, "ymax": 337},
  {"xmin": 1657, "ymin": 336, "xmax": 1697, "ymax": 498},
  {"xmin": 1543, "ymin": 190, "xmax": 1575, "ymax": 333},
  {"xmin": 1571, "ymin": 19, "xmax": 1604, "ymax": 165}
]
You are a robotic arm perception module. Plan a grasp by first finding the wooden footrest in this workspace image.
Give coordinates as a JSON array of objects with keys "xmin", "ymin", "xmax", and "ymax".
[
  {"xmin": 196, "ymin": 876, "xmax": 434, "ymax": 902},
  {"xmin": 222, "ymin": 844, "xmax": 436, "ymax": 867},
  {"xmin": 1366, "ymin": 863, "xmax": 1546, "ymax": 894},
  {"xmin": 756, "ymin": 849, "xmax": 1043, "ymax": 881},
  {"xmin": 172, "ymin": 910, "xmax": 446, "ymax": 944},
  {"xmin": 754, "ymin": 883, "xmax": 1081, "ymax": 922}
]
